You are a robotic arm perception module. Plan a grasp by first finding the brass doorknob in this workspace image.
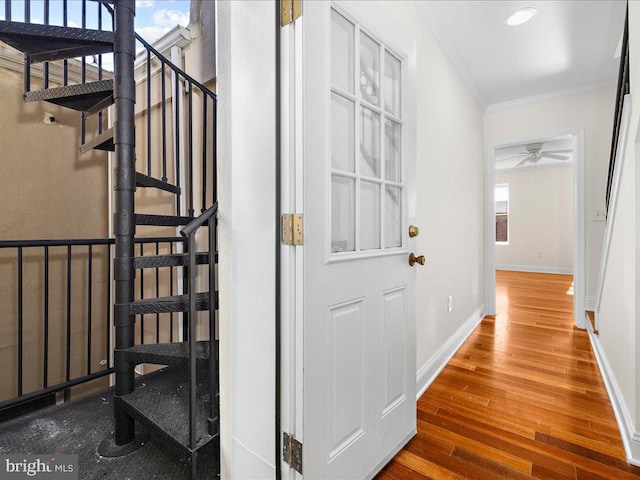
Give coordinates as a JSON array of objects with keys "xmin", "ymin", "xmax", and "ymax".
[
  {"xmin": 409, "ymin": 225, "xmax": 420, "ymax": 237},
  {"xmin": 409, "ymin": 253, "xmax": 425, "ymax": 266}
]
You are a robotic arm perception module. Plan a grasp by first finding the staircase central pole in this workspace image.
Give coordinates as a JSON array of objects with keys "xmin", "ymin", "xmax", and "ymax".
[{"xmin": 113, "ymin": 0, "xmax": 137, "ymax": 446}]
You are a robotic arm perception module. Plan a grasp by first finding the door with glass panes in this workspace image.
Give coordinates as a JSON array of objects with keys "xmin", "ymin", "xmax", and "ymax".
[{"xmin": 302, "ymin": 2, "xmax": 417, "ymax": 478}]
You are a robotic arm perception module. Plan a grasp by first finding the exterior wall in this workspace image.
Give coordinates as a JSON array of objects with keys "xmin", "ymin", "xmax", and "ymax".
[
  {"xmin": 485, "ymin": 89, "xmax": 615, "ymax": 299},
  {"xmin": 495, "ymin": 165, "xmax": 573, "ymax": 273},
  {"xmin": 0, "ymin": 52, "xmax": 110, "ymax": 401}
]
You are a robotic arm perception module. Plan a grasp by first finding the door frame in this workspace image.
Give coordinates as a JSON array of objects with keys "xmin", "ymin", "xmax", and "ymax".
[{"xmin": 484, "ymin": 129, "xmax": 586, "ymax": 328}]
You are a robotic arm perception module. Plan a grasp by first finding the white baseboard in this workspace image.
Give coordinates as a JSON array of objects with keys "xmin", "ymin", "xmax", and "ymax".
[
  {"xmin": 496, "ymin": 264, "xmax": 573, "ymax": 275},
  {"xmin": 585, "ymin": 296, "xmax": 596, "ymax": 311},
  {"xmin": 586, "ymin": 321, "xmax": 640, "ymax": 466},
  {"xmin": 416, "ymin": 305, "xmax": 485, "ymax": 399}
]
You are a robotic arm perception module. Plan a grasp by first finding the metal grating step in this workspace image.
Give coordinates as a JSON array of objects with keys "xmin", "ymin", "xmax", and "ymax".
[
  {"xmin": 24, "ymin": 80, "xmax": 114, "ymax": 112},
  {"xmin": 80, "ymin": 127, "xmax": 114, "ymax": 154},
  {"xmin": 134, "ymin": 252, "xmax": 214, "ymax": 269},
  {"xmin": 130, "ymin": 292, "xmax": 214, "ymax": 315},
  {"xmin": 124, "ymin": 341, "xmax": 211, "ymax": 368},
  {"xmin": 116, "ymin": 366, "xmax": 218, "ymax": 454},
  {"xmin": 0, "ymin": 21, "xmax": 114, "ymax": 63},
  {"xmin": 135, "ymin": 213, "xmax": 197, "ymax": 227},
  {"xmin": 136, "ymin": 172, "xmax": 180, "ymax": 194}
]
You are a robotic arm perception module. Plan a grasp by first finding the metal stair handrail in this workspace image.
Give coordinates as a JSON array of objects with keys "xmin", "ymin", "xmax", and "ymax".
[{"xmin": 180, "ymin": 201, "xmax": 218, "ymax": 467}]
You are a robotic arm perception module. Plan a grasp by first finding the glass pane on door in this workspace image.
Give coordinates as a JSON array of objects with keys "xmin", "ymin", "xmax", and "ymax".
[
  {"xmin": 331, "ymin": 10, "xmax": 354, "ymax": 93},
  {"xmin": 385, "ymin": 120, "xmax": 401, "ymax": 182},
  {"xmin": 331, "ymin": 93, "xmax": 355, "ymax": 172},
  {"xmin": 360, "ymin": 107, "xmax": 380, "ymax": 178},
  {"xmin": 384, "ymin": 51, "xmax": 401, "ymax": 116},
  {"xmin": 385, "ymin": 186, "xmax": 402, "ymax": 248},
  {"xmin": 360, "ymin": 33, "xmax": 380, "ymax": 106},
  {"xmin": 361, "ymin": 181, "xmax": 381, "ymax": 250},
  {"xmin": 331, "ymin": 175, "xmax": 355, "ymax": 253}
]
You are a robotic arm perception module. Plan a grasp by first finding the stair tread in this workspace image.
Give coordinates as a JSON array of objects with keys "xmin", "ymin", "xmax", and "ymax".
[
  {"xmin": 135, "ymin": 213, "xmax": 197, "ymax": 227},
  {"xmin": 80, "ymin": 126, "xmax": 114, "ymax": 154},
  {"xmin": 124, "ymin": 341, "xmax": 211, "ymax": 367},
  {"xmin": 136, "ymin": 172, "xmax": 180, "ymax": 194},
  {"xmin": 118, "ymin": 366, "xmax": 217, "ymax": 453},
  {"xmin": 0, "ymin": 21, "xmax": 114, "ymax": 62},
  {"xmin": 25, "ymin": 80, "xmax": 114, "ymax": 112},
  {"xmin": 134, "ymin": 252, "xmax": 212, "ymax": 269},
  {"xmin": 130, "ymin": 292, "xmax": 213, "ymax": 314}
]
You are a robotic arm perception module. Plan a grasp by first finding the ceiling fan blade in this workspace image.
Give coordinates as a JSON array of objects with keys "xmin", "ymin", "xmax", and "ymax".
[
  {"xmin": 516, "ymin": 157, "xmax": 529, "ymax": 167},
  {"xmin": 543, "ymin": 149, "xmax": 573, "ymax": 154},
  {"xmin": 542, "ymin": 153, "xmax": 570, "ymax": 160},
  {"xmin": 497, "ymin": 154, "xmax": 528, "ymax": 162}
]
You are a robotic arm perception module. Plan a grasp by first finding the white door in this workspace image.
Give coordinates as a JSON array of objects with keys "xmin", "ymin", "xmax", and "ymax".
[{"xmin": 302, "ymin": 2, "xmax": 417, "ymax": 478}]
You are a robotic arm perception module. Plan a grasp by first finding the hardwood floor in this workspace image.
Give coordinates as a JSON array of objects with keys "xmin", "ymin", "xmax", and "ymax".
[{"xmin": 377, "ymin": 270, "xmax": 640, "ymax": 479}]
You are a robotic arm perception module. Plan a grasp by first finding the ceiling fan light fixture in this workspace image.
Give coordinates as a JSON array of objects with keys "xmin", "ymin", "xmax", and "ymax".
[{"xmin": 505, "ymin": 7, "xmax": 538, "ymax": 27}]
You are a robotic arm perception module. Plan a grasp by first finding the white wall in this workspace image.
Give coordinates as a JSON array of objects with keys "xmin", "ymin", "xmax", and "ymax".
[
  {"xmin": 485, "ymin": 90, "xmax": 615, "ymax": 298},
  {"xmin": 217, "ymin": 1, "xmax": 276, "ymax": 478},
  {"xmin": 495, "ymin": 165, "xmax": 573, "ymax": 273},
  {"xmin": 376, "ymin": 3, "xmax": 485, "ymax": 394}
]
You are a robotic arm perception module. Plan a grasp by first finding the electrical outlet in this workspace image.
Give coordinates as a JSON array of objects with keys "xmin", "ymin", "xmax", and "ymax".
[{"xmin": 448, "ymin": 295, "xmax": 453, "ymax": 313}]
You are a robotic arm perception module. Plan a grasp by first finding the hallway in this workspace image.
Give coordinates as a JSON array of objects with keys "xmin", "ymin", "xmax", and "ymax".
[{"xmin": 377, "ymin": 270, "xmax": 640, "ymax": 479}]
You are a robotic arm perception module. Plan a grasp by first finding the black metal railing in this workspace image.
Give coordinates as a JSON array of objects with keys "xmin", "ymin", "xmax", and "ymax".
[
  {"xmin": 0, "ymin": 236, "xmax": 185, "ymax": 411},
  {"xmin": 180, "ymin": 202, "xmax": 218, "ymax": 455},
  {"xmin": 606, "ymin": 6, "xmax": 629, "ymax": 213},
  {"xmin": 134, "ymin": 32, "xmax": 217, "ymax": 217}
]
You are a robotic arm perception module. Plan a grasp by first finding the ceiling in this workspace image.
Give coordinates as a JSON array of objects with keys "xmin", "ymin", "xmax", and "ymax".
[
  {"xmin": 495, "ymin": 137, "xmax": 573, "ymax": 170},
  {"xmin": 416, "ymin": 1, "xmax": 627, "ymax": 109}
]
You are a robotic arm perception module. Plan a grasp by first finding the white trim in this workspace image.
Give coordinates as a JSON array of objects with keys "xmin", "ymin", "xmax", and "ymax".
[
  {"xmin": 585, "ymin": 296, "xmax": 596, "ymax": 311},
  {"xmin": 586, "ymin": 321, "xmax": 640, "ymax": 465},
  {"xmin": 416, "ymin": 306, "xmax": 485, "ymax": 399},
  {"xmin": 486, "ymin": 130, "xmax": 586, "ymax": 328},
  {"xmin": 496, "ymin": 264, "xmax": 573, "ymax": 275},
  {"xmin": 595, "ymin": 95, "xmax": 632, "ymax": 315},
  {"xmin": 486, "ymin": 81, "xmax": 616, "ymax": 114}
]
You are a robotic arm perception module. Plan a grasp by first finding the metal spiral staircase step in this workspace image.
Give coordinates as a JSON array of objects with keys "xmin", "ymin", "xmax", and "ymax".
[
  {"xmin": 24, "ymin": 79, "xmax": 114, "ymax": 112},
  {"xmin": 80, "ymin": 126, "xmax": 114, "ymax": 154},
  {"xmin": 134, "ymin": 252, "xmax": 214, "ymax": 269},
  {"xmin": 135, "ymin": 213, "xmax": 198, "ymax": 227},
  {"xmin": 124, "ymin": 341, "xmax": 211, "ymax": 368},
  {"xmin": 130, "ymin": 292, "xmax": 214, "ymax": 315},
  {"xmin": 115, "ymin": 365, "xmax": 218, "ymax": 455},
  {"xmin": 0, "ymin": 21, "xmax": 114, "ymax": 63},
  {"xmin": 136, "ymin": 172, "xmax": 180, "ymax": 194}
]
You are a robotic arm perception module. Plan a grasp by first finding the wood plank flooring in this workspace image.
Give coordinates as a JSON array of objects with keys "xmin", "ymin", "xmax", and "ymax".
[{"xmin": 376, "ymin": 270, "xmax": 640, "ymax": 480}]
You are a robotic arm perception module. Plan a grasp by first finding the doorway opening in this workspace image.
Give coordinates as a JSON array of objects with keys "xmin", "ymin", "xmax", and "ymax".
[{"xmin": 485, "ymin": 131, "xmax": 586, "ymax": 328}]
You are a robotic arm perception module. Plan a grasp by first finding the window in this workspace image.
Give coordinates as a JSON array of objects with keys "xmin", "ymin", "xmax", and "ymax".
[
  {"xmin": 330, "ymin": 8, "xmax": 404, "ymax": 255},
  {"xmin": 495, "ymin": 184, "xmax": 509, "ymax": 244}
]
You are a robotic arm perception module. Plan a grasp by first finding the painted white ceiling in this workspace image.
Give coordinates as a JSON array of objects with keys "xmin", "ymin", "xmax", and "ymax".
[
  {"xmin": 417, "ymin": 1, "xmax": 626, "ymax": 110},
  {"xmin": 495, "ymin": 137, "xmax": 573, "ymax": 171}
]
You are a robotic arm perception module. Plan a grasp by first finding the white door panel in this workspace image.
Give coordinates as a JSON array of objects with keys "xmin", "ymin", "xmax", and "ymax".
[{"xmin": 302, "ymin": 2, "xmax": 417, "ymax": 478}]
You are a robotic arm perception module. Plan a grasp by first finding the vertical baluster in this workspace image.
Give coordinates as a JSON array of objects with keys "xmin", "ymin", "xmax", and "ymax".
[
  {"xmin": 5, "ymin": 0, "xmax": 11, "ymax": 21},
  {"xmin": 81, "ymin": 112, "xmax": 86, "ymax": 145},
  {"xmin": 212, "ymin": 98, "xmax": 217, "ymax": 204},
  {"xmin": 43, "ymin": 0, "xmax": 49, "ymax": 89},
  {"xmin": 188, "ymin": 81, "xmax": 194, "ymax": 216},
  {"xmin": 23, "ymin": 0, "xmax": 31, "ymax": 93},
  {"xmin": 202, "ymin": 95, "xmax": 207, "ymax": 212},
  {"xmin": 175, "ymin": 72, "xmax": 181, "ymax": 213},
  {"xmin": 24, "ymin": 0, "xmax": 29, "ymax": 21},
  {"xmin": 140, "ymin": 243, "xmax": 145, "ymax": 344},
  {"xmin": 97, "ymin": 2, "xmax": 103, "ymax": 134},
  {"xmin": 169, "ymin": 241, "xmax": 174, "ymax": 342},
  {"xmin": 66, "ymin": 245, "xmax": 72, "ymax": 382},
  {"xmin": 106, "ymin": 244, "xmax": 111, "ymax": 368},
  {"xmin": 188, "ymin": 234, "xmax": 197, "ymax": 455},
  {"xmin": 44, "ymin": 246, "xmax": 49, "ymax": 388},
  {"xmin": 155, "ymin": 242, "xmax": 160, "ymax": 343},
  {"xmin": 161, "ymin": 63, "xmax": 167, "ymax": 182},
  {"xmin": 209, "ymin": 217, "xmax": 218, "ymax": 434},
  {"xmin": 63, "ymin": 1, "xmax": 68, "ymax": 86},
  {"xmin": 87, "ymin": 244, "xmax": 93, "ymax": 375},
  {"xmin": 81, "ymin": 0, "xmax": 86, "ymax": 84},
  {"xmin": 147, "ymin": 50, "xmax": 152, "ymax": 177},
  {"xmin": 17, "ymin": 247, "xmax": 23, "ymax": 396}
]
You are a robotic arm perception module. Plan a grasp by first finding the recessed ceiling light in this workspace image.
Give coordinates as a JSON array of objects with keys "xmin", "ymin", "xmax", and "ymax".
[{"xmin": 505, "ymin": 7, "xmax": 538, "ymax": 27}]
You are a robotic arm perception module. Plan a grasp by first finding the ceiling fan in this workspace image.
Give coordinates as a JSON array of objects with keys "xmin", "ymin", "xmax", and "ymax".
[{"xmin": 498, "ymin": 142, "xmax": 572, "ymax": 167}]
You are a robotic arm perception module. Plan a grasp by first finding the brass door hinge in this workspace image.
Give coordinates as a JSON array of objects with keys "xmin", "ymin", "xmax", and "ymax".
[
  {"xmin": 281, "ymin": 0, "xmax": 302, "ymax": 27},
  {"xmin": 283, "ymin": 432, "xmax": 303, "ymax": 474},
  {"xmin": 281, "ymin": 214, "xmax": 303, "ymax": 246}
]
